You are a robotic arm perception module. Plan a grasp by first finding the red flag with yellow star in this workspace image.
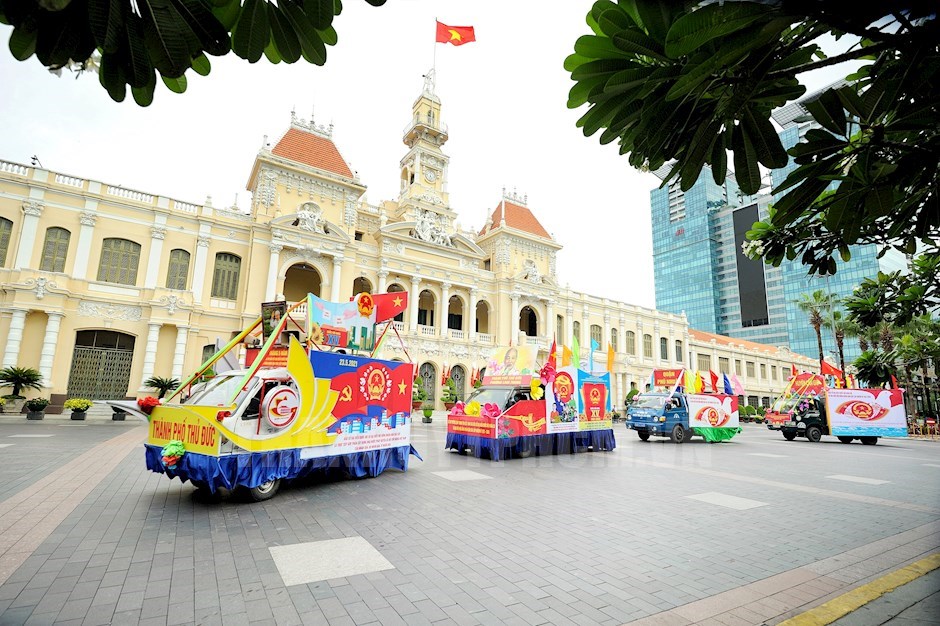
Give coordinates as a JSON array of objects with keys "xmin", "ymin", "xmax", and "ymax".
[
  {"xmin": 373, "ymin": 292, "xmax": 408, "ymax": 323},
  {"xmin": 436, "ymin": 21, "xmax": 475, "ymax": 46}
]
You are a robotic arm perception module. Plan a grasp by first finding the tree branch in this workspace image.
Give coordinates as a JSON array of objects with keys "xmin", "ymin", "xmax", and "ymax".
[{"xmin": 767, "ymin": 42, "xmax": 892, "ymax": 79}]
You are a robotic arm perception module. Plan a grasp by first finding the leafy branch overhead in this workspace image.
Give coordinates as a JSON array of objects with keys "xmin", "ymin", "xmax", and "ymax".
[
  {"xmin": 566, "ymin": 1, "xmax": 938, "ymax": 276},
  {"xmin": 0, "ymin": 0, "xmax": 387, "ymax": 106}
]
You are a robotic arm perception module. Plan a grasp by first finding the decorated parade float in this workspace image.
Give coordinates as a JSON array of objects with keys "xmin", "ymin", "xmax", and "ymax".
[
  {"xmin": 445, "ymin": 344, "xmax": 616, "ymax": 460},
  {"xmin": 765, "ymin": 372, "xmax": 907, "ymax": 444},
  {"xmin": 108, "ymin": 292, "xmax": 421, "ymax": 501},
  {"xmin": 625, "ymin": 368, "xmax": 742, "ymax": 443}
]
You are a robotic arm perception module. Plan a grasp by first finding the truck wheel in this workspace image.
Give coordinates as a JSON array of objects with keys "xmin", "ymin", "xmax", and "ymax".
[
  {"xmin": 248, "ymin": 478, "xmax": 281, "ymax": 502},
  {"xmin": 637, "ymin": 431, "xmax": 650, "ymax": 441},
  {"xmin": 783, "ymin": 431, "xmax": 796, "ymax": 441},
  {"xmin": 670, "ymin": 424, "xmax": 685, "ymax": 444},
  {"xmin": 838, "ymin": 436, "xmax": 854, "ymax": 444},
  {"xmin": 683, "ymin": 428, "xmax": 695, "ymax": 443},
  {"xmin": 806, "ymin": 426, "xmax": 822, "ymax": 443},
  {"xmin": 861, "ymin": 437, "xmax": 878, "ymax": 445}
]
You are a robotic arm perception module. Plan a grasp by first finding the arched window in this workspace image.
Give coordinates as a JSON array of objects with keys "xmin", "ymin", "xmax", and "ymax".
[
  {"xmin": 40, "ymin": 227, "xmax": 70, "ymax": 272},
  {"xmin": 675, "ymin": 340, "xmax": 683, "ymax": 362},
  {"xmin": 211, "ymin": 252, "xmax": 241, "ymax": 300},
  {"xmin": 660, "ymin": 337, "xmax": 668, "ymax": 360},
  {"xmin": 353, "ymin": 276, "xmax": 372, "ymax": 295},
  {"xmin": 610, "ymin": 328, "xmax": 618, "ymax": 351},
  {"xmin": 590, "ymin": 324, "xmax": 602, "ymax": 348},
  {"xmin": 97, "ymin": 238, "xmax": 140, "ymax": 285},
  {"xmin": 573, "ymin": 321, "xmax": 581, "ymax": 342},
  {"xmin": 0, "ymin": 218, "xmax": 11, "ymax": 267},
  {"xmin": 165, "ymin": 249, "xmax": 190, "ymax": 290},
  {"xmin": 625, "ymin": 331, "xmax": 636, "ymax": 355},
  {"xmin": 643, "ymin": 334, "xmax": 653, "ymax": 358}
]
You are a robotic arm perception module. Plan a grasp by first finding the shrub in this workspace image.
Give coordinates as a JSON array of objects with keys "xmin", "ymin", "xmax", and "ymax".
[
  {"xmin": 144, "ymin": 376, "xmax": 181, "ymax": 399},
  {"xmin": 0, "ymin": 367, "xmax": 43, "ymax": 398},
  {"xmin": 64, "ymin": 398, "xmax": 93, "ymax": 412},
  {"xmin": 412, "ymin": 386, "xmax": 428, "ymax": 403},
  {"xmin": 25, "ymin": 398, "xmax": 50, "ymax": 412},
  {"xmin": 441, "ymin": 378, "xmax": 457, "ymax": 403}
]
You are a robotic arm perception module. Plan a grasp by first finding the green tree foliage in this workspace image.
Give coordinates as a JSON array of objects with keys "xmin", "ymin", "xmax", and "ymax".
[
  {"xmin": 0, "ymin": 366, "xmax": 43, "ymax": 398},
  {"xmin": 566, "ymin": 1, "xmax": 938, "ymax": 276},
  {"xmin": 144, "ymin": 376, "xmax": 181, "ymax": 399},
  {"xmin": 0, "ymin": 0, "xmax": 388, "ymax": 106}
]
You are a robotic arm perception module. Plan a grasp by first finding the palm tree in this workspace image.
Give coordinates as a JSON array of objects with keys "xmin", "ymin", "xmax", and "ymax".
[
  {"xmin": 144, "ymin": 376, "xmax": 181, "ymax": 399},
  {"xmin": 0, "ymin": 367, "xmax": 43, "ymax": 398},
  {"xmin": 796, "ymin": 290, "xmax": 833, "ymax": 372},
  {"xmin": 824, "ymin": 310, "xmax": 850, "ymax": 388}
]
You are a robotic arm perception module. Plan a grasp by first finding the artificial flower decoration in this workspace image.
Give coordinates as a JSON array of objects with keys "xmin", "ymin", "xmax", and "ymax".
[
  {"xmin": 481, "ymin": 402, "xmax": 501, "ymax": 419},
  {"xmin": 137, "ymin": 396, "xmax": 161, "ymax": 415},
  {"xmin": 539, "ymin": 361, "xmax": 556, "ymax": 385},
  {"xmin": 449, "ymin": 402, "xmax": 466, "ymax": 416},
  {"xmin": 464, "ymin": 401, "xmax": 481, "ymax": 416},
  {"xmin": 530, "ymin": 380, "xmax": 544, "ymax": 400},
  {"xmin": 161, "ymin": 440, "xmax": 185, "ymax": 469}
]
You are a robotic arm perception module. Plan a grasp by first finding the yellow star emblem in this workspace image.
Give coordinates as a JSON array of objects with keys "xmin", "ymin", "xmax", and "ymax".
[
  {"xmin": 398, "ymin": 380, "xmax": 407, "ymax": 394},
  {"xmin": 393, "ymin": 295, "xmax": 403, "ymax": 308},
  {"xmin": 448, "ymin": 29, "xmax": 462, "ymax": 41}
]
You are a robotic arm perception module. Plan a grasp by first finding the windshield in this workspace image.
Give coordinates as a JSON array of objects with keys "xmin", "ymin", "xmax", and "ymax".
[
  {"xmin": 465, "ymin": 387, "xmax": 512, "ymax": 408},
  {"xmin": 769, "ymin": 395, "xmax": 800, "ymax": 413},
  {"xmin": 632, "ymin": 394, "xmax": 666, "ymax": 408},
  {"xmin": 183, "ymin": 374, "xmax": 251, "ymax": 406}
]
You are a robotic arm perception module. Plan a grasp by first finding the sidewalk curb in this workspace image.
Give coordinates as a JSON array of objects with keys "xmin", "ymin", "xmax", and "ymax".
[{"xmin": 776, "ymin": 553, "xmax": 940, "ymax": 626}]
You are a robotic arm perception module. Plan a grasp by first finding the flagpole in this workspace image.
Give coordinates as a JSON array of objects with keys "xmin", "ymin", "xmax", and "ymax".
[{"xmin": 433, "ymin": 17, "xmax": 437, "ymax": 77}]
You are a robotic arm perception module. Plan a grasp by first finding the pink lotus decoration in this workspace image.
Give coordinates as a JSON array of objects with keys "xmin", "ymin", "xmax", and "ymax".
[
  {"xmin": 449, "ymin": 402, "xmax": 466, "ymax": 416},
  {"xmin": 539, "ymin": 361, "xmax": 556, "ymax": 385},
  {"xmin": 481, "ymin": 402, "xmax": 501, "ymax": 419}
]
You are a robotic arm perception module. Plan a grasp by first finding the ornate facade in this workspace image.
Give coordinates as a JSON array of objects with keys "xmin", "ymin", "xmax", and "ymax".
[{"xmin": 0, "ymin": 79, "xmax": 816, "ymax": 412}]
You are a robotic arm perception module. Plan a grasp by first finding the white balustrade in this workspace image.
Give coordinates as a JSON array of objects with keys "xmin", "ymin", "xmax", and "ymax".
[
  {"xmin": 449, "ymin": 329, "xmax": 465, "ymax": 340},
  {"xmin": 477, "ymin": 333, "xmax": 494, "ymax": 344},
  {"xmin": 107, "ymin": 185, "xmax": 154, "ymax": 204},
  {"xmin": 392, "ymin": 321, "xmax": 405, "ymax": 332},
  {"xmin": 0, "ymin": 160, "xmax": 28, "ymax": 176},
  {"xmin": 175, "ymin": 201, "xmax": 198, "ymax": 214},
  {"xmin": 418, "ymin": 325, "xmax": 436, "ymax": 337},
  {"xmin": 54, "ymin": 173, "xmax": 84, "ymax": 187}
]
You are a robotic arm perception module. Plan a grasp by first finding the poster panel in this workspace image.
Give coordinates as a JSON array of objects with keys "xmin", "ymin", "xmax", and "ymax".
[
  {"xmin": 307, "ymin": 293, "xmax": 377, "ymax": 351},
  {"xmin": 447, "ymin": 415, "xmax": 497, "ymax": 438},
  {"xmin": 687, "ymin": 394, "xmax": 739, "ymax": 429},
  {"xmin": 653, "ymin": 368, "xmax": 684, "ymax": 388},
  {"xmin": 826, "ymin": 388, "xmax": 907, "ymax": 438},
  {"xmin": 483, "ymin": 345, "xmax": 536, "ymax": 386},
  {"xmin": 497, "ymin": 400, "xmax": 547, "ymax": 437},
  {"xmin": 261, "ymin": 301, "xmax": 287, "ymax": 344},
  {"xmin": 546, "ymin": 366, "xmax": 579, "ymax": 433},
  {"xmin": 578, "ymin": 370, "xmax": 612, "ymax": 431}
]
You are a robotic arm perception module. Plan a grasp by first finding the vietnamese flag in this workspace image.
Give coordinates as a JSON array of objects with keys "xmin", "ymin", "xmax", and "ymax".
[
  {"xmin": 330, "ymin": 370, "xmax": 365, "ymax": 419},
  {"xmin": 791, "ymin": 364, "xmax": 798, "ymax": 377},
  {"xmin": 710, "ymin": 370, "xmax": 719, "ymax": 393},
  {"xmin": 436, "ymin": 21, "xmax": 475, "ymax": 46},
  {"xmin": 387, "ymin": 362, "xmax": 415, "ymax": 414},
  {"xmin": 373, "ymin": 292, "xmax": 408, "ymax": 323}
]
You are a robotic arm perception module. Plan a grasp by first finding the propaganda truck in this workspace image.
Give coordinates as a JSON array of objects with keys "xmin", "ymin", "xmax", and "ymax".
[{"xmin": 625, "ymin": 391, "xmax": 741, "ymax": 443}]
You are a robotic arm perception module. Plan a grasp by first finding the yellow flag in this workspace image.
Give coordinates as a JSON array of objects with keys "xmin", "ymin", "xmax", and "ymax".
[
  {"xmin": 606, "ymin": 343, "xmax": 615, "ymax": 372},
  {"xmin": 685, "ymin": 370, "xmax": 695, "ymax": 391},
  {"xmin": 694, "ymin": 371, "xmax": 704, "ymax": 393},
  {"xmin": 562, "ymin": 345, "xmax": 572, "ymax": 367}
]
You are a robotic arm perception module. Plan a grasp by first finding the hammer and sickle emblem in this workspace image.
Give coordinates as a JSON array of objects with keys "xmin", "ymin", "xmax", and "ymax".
[{"xmin": 339, "ymin": 385, "xmax": 352, "ymax": 402}]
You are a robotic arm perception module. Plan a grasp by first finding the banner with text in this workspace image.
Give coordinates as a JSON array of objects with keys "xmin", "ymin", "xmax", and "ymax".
[{"xmin": 825, "ymin": 388, "xmax": 907, "ymax": 438}]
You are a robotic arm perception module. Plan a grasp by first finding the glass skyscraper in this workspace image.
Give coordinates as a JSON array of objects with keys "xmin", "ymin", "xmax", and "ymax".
[{"xmin": 651, "ymin": 84, "xmax": 906, "ymax": 362}]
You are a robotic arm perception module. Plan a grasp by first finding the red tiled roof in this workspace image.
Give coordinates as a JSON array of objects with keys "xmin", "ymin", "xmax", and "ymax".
[
  {"xmin": 479, "ymin": 200, "xmax": 551, "ymax": 239},
  {"xmin": 271, "ymin": 128, "xmax": 353, "ymax": 178},
  {"xmin": 689, "ymin": 328, "xmax": 812, "ymax": 360}
]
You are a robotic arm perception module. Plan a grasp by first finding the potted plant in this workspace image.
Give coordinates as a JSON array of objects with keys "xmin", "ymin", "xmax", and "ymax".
[
  {"xmin": 0, "ymin": 366, "xmax": 43, "ymax": 414},
  {"xmin": 441, "ymin": 378, "xmax": 457, "ymax": 411},
  {"xmin": 64, "ymin": 398, "xmax": 93, "ymax": 420},
  {"xmin": 144, "ymin": 376, "xmax": 181, "ymax": 399},
  {"xmin": 412, "ymin": 385, "xmax": 427, "ymax": 412},
  {"xmin": 25, "ymin": 397, "xmax": 49, "ymax": 420},
  {"xmin": 0, "ymin": 397, "xmax": 5, "ymax": 413},
  {"xmin": 421, "ymin": 402, "xmax": 433, "ymax": 423}
]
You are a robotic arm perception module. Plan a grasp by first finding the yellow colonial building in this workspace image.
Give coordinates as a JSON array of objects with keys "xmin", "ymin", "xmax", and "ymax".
[{"xmin": 0, "ymin": 79, "xmax": 816, "ymax": 412}]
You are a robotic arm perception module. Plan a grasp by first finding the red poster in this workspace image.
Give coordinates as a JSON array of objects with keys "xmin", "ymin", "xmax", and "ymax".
[
  {"xmin": 245, "ymin": 346, "xmax": 289, "ymax": 368},
  {"xmin": 653, "ymin": 368, "xmax": 684, "ymax": 387},
  {"xmin": 581, "ymin": 382, "xmax": 607, "ymax": 421},
  {"xmin": 498, "ymin": 400, "xmax": 547, "ymax": 437},
  {"xmin": 447, "ymin": 414, "xmax": 497, "ymax": 438}
]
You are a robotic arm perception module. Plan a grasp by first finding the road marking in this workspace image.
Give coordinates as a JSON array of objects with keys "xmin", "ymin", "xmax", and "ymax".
[
  {"xmin": 827, "ymin": 474, "xmax": 890, "ymax": 485},
  {"xmin": 685, "ymin": 492, "xmax": 768, "ymax": 510},
  {"xmin": 270, "ymin": 537, "xmax": 394, "ymax": 586},
  {"xmin": 924, "ymin": 463, "xmax": 940, "ymax": 468},
  {"xmin": 431, "ymin": 470, "xmax": 492, "ymax": 482},
  {"xmin": 7, "ymin": 434, "xmax": 54, "ymax": 438},
  {"xmin": 778, "ymin": 553, "xmax": 940, "ymax": 626},
  {"xmin": 0, "ymin": 444, "xmax": 13, "ymax": 448},
  {"xmin": 748, "ymin": 452, "xmax": 787, "ymax": 458}
]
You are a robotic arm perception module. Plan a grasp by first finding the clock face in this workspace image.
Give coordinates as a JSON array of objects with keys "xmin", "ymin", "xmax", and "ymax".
[{"xmin": 423, "ymin": 169, "xmax": 437, "ymax": 183}]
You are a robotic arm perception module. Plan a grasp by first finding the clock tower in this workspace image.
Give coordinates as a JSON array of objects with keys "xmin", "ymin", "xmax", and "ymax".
[{"xmin": 394, "ymin": 70, "xmax": 456, "ymax": 232}]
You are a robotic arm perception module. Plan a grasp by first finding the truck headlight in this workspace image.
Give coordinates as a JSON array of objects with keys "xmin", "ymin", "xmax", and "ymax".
[
  {"xmin": 626, "ymin": 415, "xmax": 631, "ymax": 421},
  {"xmin": 659, "ymin": 416, "xmax": 666, "ymax": 422}
]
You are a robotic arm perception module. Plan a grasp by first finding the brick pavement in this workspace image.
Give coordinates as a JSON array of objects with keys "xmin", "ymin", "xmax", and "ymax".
[{"xmin": 0, "ymin": 420, "xmax": 937, "ymax": 625}]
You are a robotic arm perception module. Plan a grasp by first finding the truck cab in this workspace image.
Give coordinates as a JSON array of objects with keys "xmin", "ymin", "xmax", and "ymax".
[{"xmin": 625, "ymin": 393, "xmax": 694, "ymax": 443}]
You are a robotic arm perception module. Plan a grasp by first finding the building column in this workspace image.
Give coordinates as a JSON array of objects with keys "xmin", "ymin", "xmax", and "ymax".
[
  {"xmin": 38, "ymin": 312, "xmax": 63, "ymax": 387},
  {"xmin": 191, "ymin": 235, "xmax": 210, "ymax": 304},
  {"xmin": 409, "ymin": 277, "xmax": 421, "ymax": 331},
  {"xmin": 618, "ymin": 315, "xmax": 626, "ymax": 358},
  {"xmin": 330, "ymin": 256, "xmax": 343, "ymax": 302},
  {"xmin": 2, "ymin": 309, "xmax": 28, "ymax": 368},
  {"xmin": 171, "ymin": 326, "xmax": 189, "ymax": 381},
  {"xmin": 654, "ymin": 322, "xmax": 662, "ymax": 366},
  {"xmin": 468, "ymin": 289, "xmax": 477, "ymax": 341},
  {"xmin": 377, "ymin": 270, "xmax": 388, "ymax": 293},
  {"xmin": 72, "ymin": 211, "xmax": 97, "ymax": 280},
  {"xmin": 140, "ymin": 323, "xmax": 162, "ymax": 388},
  {"xmin": 603, "ymin": 313, "xmax": 611, "ymax": 355},
  {"xmin": 545, "ymin": 299, "xmax": 555, "ymax": 343},
  {"xmin": 510, "ymin": 294, "xmax": 520, "ymax": 345},
  {"xmin": 439, "ymin": 283, "xmax": 450, "ymax": 337},
  {"xmin": 265, "ymin": 243, "xmax": 282, "ymax": 302},
  {"xmin": 143, "ymin": 226, "xmax": 166, "ymax": 289},
  {"xmin": 14, "ymin": 201, "xmax": 43, "ymax": 269}
]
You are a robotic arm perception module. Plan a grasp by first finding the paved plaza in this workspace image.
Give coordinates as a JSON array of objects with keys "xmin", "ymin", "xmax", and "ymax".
[{"xmin": 0, "ymin": 416, "xmax": 938, "ymax": 625}]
